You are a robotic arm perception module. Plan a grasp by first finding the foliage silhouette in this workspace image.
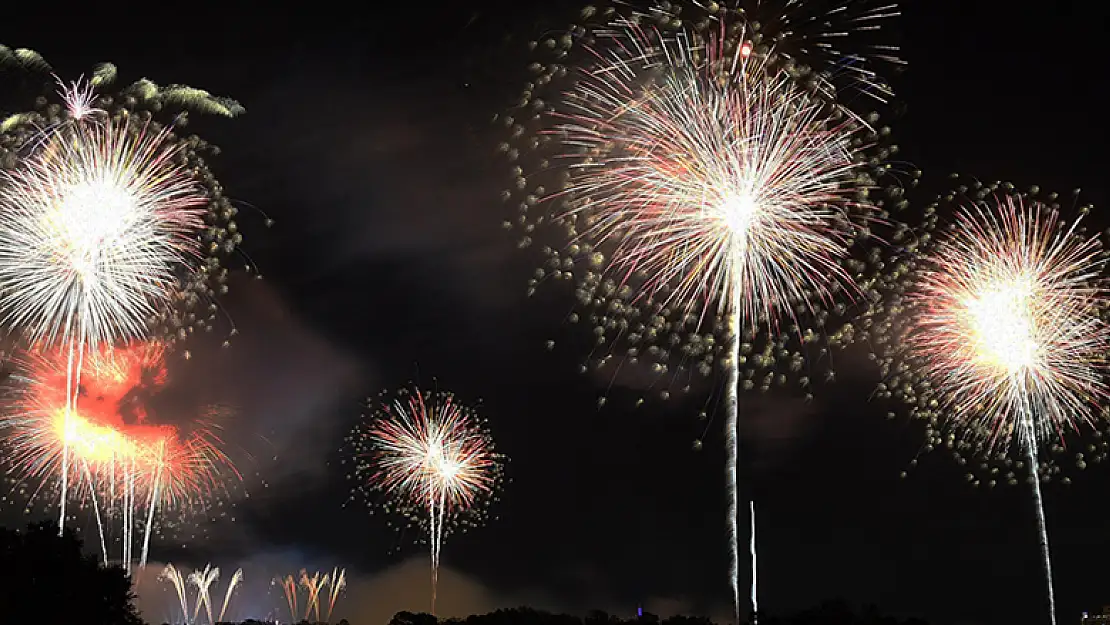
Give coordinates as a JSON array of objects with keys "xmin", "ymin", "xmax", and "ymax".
[{"xmin": 0, "ymin": 521, "xmax": 144, "ymax": 625}]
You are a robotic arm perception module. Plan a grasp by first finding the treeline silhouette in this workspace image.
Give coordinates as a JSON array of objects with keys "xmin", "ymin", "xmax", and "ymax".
[
  {"xmin": 0, "ymin": 521, "xmax": 144, "ymax": 625},
  {"xmin": 0, "ymin": 522, "xmax": 928, "ymax": 625}
]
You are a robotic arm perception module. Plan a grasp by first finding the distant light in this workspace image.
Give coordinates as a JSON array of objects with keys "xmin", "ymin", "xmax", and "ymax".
[{"xmin": 638, "ymin": 607, "xmax": 643, "ymax": 617}]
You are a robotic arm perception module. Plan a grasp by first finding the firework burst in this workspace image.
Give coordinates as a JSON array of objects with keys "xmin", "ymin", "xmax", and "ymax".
[
  {"xmin": 0, "ymin": 340, "xmax": 241, "ymax": 568},
  {"xmin": 0, "ymin": 120, "xmax": 206, "ymax": 348},
  {"xmin": 345, "ymin": 385, "xmax": 505, "ymax": 614},
  {"xmin": 0, "ymin": 45, "xmax": 251, "ymax": 350},
  {"xmin": 499, "ymin": 4, "xmax": 903, "ymax": 621},
  {"xmin": 866, "ymin": 178, "xmax": 1110, "ymax": 625}
]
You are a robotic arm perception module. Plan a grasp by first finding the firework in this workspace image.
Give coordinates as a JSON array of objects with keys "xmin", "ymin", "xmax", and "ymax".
[
  {"xmin": 161, "ymin": 563, "xmax": 241, "ymax": 625},
  {"xmin": 0, "ymin": 340, "xmax": 240, "ymax": 568},
  {"xmin": 300, "ymin": 569, "xmax": 329, "ymax": 622},
  {"xmin": 274, "ymin": 574, "xmax": 299, "ymax": 623},
  {"xmin": 326, "ymin": 567, "xmax": 347, "ymax": 622},
  {"xmin": 346, "ymin": 385, "xmax": 505, "ymax": 614},
  {"xmin": 0, "ymin": 45, "xmax": 250, "ymax": 536},
  {"xmin": 866, "ymin": 179, "xmax": 1110, "ymax": 625},
  {"xmin": 189, "ymin": 565, "xmax": 219, "ymax": 625},
  {"xmin": 499, "ymin": 4, "xmax": 901, "ymax": 621},
  {"xmin": 0, "ymin": 45, "xmax": 250, "ymax": 348},
  {"xmin": 217, "ymin": 567, "xmax": 243, "ymax": 623},
  {"xmin": 161, "ymin": 564, "xmax": 190, "ymax": 624},
  {"xmin": 270, "ymin": 568, "xmax": 346, "ymax": 623}
]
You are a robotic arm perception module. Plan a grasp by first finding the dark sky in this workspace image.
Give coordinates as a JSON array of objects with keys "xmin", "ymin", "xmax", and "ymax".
[{"xmin": 3, "ymin": 1, "xmax": 1110, "ymax": 625}]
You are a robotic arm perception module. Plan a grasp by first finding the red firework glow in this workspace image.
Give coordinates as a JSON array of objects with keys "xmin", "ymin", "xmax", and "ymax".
[{"xmin": 1, "ymin": 340, "xmax": 238, "ymax": 566}]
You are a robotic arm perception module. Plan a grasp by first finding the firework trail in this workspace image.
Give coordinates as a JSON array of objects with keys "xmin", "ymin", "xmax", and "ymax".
[
  {"xmin": 500, "ymin": 5, "xmax": 900, "ymax": 618},
  {"xmin": 326, "ymin": 567, "xmax": 347, "ymax": 621},
  {"xmin": 869, "ymin": 183, "xmax": 1110, "ymax": 625},
  {"xmin": 749, "ymin": 500, "xmax": 757, "ymax": 622},
  {"xmin": 189, "ymin": 565, "xmax": 219, "ymax": 625},
  {"xmin": 347, "ymin": 385, "xmax": 505, "ymax": 614},
  {"xmin": 217, "ymin": 568, "xmax": 243, "ymax": 623},
  {"xmin": 161, "ymin": 564, "xmax": 190, "ymax": 624},
  {"xmin": 274, "ymin": 574, "xmax": 298, "ymax": 623},
  {"xmin": 0, "ymin": 341, "xmax": 240, "ymax": 568}
]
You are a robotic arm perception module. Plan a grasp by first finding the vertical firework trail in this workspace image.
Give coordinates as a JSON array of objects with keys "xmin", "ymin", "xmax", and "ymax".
[
  {"xmin": 139, "ymin": 442, "xmax": 166, "ymax": 569},
  {"xmin": 750, "ymin": 501, "xmax": 758, "ymax": 623},
  {"xmin": 725, "ymin": 301, "xmax": 742, "ymax": 623},
  {"xmin": 1019, "ymin": 380, "xmax": 1056, "ymax": 625}
]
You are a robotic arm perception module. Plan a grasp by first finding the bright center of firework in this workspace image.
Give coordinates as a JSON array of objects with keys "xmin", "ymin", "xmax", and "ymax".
[
  {"xmin": 48, "ymin": 180, "xmax": 137, "ymax": 280},
  {"xmin": 965, "ymin": 277, "xmax": 1038, "ymax": 374},
  {"xmin": 716, "ymin": 192, "xmax": 759, "ymax": 240}
]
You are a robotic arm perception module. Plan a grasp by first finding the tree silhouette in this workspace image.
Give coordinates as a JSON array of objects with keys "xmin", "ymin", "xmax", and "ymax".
[{"xmin": 0, "ymin": 521, "xmax": 143, "ymax": 625}]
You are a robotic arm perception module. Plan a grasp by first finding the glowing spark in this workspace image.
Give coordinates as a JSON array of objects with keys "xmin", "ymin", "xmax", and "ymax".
[{"xmin": 900, "ymin": 195, "xmax": 1110, "ymax": 625}]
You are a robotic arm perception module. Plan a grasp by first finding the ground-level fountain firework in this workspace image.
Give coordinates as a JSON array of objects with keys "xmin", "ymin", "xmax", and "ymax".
[
  {"xmin": 161, "ymin": 563, "xmax": 243, "ymax": 625},
  {"xmin": 273, "ymin": 568, "xmax": 346, "ymax": 623}
]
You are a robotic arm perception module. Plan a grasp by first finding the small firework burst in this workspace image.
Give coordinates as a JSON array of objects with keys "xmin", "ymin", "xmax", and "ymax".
[
  {"xmin": 344, "ymin": 384, "xmax": 505, "ymax": 612},
  {"xmin": 866, "ymin": 176, "xmax": 1110, "ymax": 486},
  {"xmin": 0, "ymin": 45, "xmax": 251, "ymax": 349},
  {"xmin": 499, "ymin": 4, "xmax": 905, "ymax": 410}
]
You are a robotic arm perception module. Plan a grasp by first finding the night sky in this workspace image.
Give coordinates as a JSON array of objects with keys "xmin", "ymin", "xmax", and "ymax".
[{"xmin": 3, "ymin": 1, "xmax": 1110, "ymax": 625}]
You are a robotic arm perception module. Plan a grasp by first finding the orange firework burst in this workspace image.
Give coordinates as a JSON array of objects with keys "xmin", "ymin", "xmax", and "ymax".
[{"xmin": 0, "ymin": 339, "xmax": 238, "ymax": 566}]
